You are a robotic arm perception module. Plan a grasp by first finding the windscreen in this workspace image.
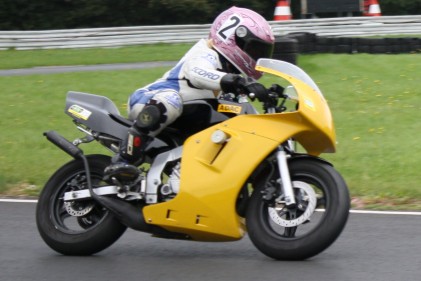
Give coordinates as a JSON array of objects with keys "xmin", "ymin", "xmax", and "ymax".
[{"xmin": 256, "ymin": 59, "xmax": 323, "ymax": 97}]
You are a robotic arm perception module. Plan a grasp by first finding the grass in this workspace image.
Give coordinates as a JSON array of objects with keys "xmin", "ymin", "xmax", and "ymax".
[
  {"xmin": 0, "ymin": 68, "xmax": 168, "ymax": 196},
  {"xmin": 0, "ymin": 45, "xmax": 420, "ymax": 210},
  {"xmin": 0, "ymin": 43, "xmax": 192, "ymax": 69},
  {"xmin": 298, "ymin": 54, "xmax": 421, "ymax": 209}
]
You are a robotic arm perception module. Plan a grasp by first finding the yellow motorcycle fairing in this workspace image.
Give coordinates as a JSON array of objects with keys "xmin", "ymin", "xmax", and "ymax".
[{"xmin": 142, "ymin": 59, "xmax": 336, "ymax": 242}]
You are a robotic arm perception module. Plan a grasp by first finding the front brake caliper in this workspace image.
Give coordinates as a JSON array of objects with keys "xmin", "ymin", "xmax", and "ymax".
[{"xmin": 261, "ymin": 181, "xmax": 278, "ymax": 201}]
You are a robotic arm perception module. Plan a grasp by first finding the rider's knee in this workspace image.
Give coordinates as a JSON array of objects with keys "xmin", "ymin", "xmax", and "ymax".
[{"xmin": 134, "ymin": 90, "xmax": 183, "ymax": 135}]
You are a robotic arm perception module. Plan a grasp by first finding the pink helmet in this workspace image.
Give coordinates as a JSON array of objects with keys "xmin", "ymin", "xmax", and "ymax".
[{"xmin": 209, "ymin": 6, "xmax": 275, "ymax": 80}]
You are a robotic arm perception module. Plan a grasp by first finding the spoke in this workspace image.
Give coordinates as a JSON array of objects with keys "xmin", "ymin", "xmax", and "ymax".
[
  {"xmin": 282, "ymin": 209, "xmax": 298, "ymax": 237},
  {"xmin": 316, "ymin": 196, "xmax": 326, "ymax": 208},
  {"xmin": 58, "ymin": 205, "xmax": 71, "ymax": 222},
  {"xmin": 284, "ymin": 226, "xmax": 298, "ymax": 237},
  {"xmin": 86, "ymin": 207, "xmax": 102, "ymax": 224}
]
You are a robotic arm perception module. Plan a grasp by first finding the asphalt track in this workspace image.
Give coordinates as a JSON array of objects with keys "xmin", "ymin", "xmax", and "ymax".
[{"xmin": 0, "ymin": 200, "xmax": 420, "ymax": 281}]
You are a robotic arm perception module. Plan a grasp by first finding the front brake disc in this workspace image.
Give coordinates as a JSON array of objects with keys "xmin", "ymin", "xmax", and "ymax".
[{"xmin": 268, "ymin": 181, "xmax": 317, "ymax": 227}]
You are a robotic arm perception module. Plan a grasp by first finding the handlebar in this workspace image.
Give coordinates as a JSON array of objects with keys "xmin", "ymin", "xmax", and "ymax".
[
  {"xmin": 258, "ymin": 84, "xmax": 288, "ymax": 113},
  {"xmin": 219, "ymin": 82, "xmax": 292, "ymax": 114}
]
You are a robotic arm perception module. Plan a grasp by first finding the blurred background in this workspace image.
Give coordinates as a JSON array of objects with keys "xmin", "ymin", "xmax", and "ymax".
[{"xmin": 1, "ymin": 0, "xmax": 420, "ymax": 30}]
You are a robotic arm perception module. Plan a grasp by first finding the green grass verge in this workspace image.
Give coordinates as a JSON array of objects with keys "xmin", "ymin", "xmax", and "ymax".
[
  {"xmin": 300, "ymin": 54, "xmax": 421, "ymax": 210},
  {"xmin": 0, "ymin": 43, "xmax": 192, "ymax": 69},
  {"xmin": 0, "ymin": 47, "xmax": 420, "ymax": 210},
  {"xmin": 0, "ymin": 67, "xmax": 168, "ymax": 197}
]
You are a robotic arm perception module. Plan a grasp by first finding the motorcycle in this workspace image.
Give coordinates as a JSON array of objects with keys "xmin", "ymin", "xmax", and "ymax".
[{"xmin": 36, "ymin": 58, "xmax": 350, "ymax": 260}]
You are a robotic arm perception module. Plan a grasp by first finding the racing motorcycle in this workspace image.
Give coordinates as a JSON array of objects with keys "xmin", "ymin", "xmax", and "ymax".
[{"xmin": 36, "ymin": 58, "xmax": 350, "ymax": 260}]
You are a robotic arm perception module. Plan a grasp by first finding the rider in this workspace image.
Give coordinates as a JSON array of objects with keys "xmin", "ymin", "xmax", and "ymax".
[{"xmin": 104, "ymin": 6, "xmax": 275, "ymax": 182}]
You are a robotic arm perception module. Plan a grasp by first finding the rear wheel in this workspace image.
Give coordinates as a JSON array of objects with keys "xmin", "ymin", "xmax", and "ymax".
[
  {"xmin": 246, "ymin": 158, "xmax": 350, "ymax": 260},
  {"xmin": 36, "ymin": 155, "xmax": 127, "ymax": 255}
]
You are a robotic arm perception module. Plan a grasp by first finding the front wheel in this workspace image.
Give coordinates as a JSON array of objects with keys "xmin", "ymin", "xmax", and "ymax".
[
  {"xmin": 36, "ymin": 155, "xmax": 127, "ymax": 255},
  {"xmin": 246, "ymin": 158, "xmax": 350, "ymax": 260}
]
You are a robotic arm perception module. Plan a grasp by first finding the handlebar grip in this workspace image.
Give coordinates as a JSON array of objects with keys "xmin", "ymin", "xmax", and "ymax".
[{"xmin": 43, "ymin": 130, "xmax": 83, "ymax": 159}]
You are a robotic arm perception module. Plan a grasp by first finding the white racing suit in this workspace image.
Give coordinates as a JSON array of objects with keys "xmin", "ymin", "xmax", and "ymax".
[
  {"xmin": 128, "ymin": 39, "xmax": 229, "ymax": 137},
  {"xmin": 104, "ymin": 38, "xmax": 262, "ymax": 179}
]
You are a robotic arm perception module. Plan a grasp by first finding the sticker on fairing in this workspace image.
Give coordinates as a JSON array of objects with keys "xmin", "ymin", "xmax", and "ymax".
[
  {"xmin": 217, "ymin": 104, "xmax": 242, "ymax": 114},
  {"xmin": 68, "ymin": 105, "xmax": 92, "ymax": 120}
]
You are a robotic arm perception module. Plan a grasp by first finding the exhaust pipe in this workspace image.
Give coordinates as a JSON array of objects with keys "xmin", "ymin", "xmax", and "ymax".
[
  {"xmin": 90, "ymin": 184, "xmax": 189, "ymax": 239},
  {"xmin": 44, "ymin": 131, "xmax": 148, "ymax": 230},
  {"xmin": 90, "ymin": 194, "xmax": 153, "ymax": 232},
  {"xmin": 44, "ymin": 130, "xmax": 189, "ymax": 239}
]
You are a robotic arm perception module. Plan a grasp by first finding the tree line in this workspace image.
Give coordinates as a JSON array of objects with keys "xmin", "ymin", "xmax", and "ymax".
[{"xmin": 0, "ymin": 0, "xmax": 419, "ymax": 30}]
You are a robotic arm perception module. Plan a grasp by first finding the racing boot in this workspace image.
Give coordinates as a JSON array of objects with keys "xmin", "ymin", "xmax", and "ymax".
[
  {"xmin": 104, "ymin": 100, "xmax": 168, "ymax": 184},
  {"xmin": 104, "ymin": 103, "xmax": 165, "ymax": 184},
  {"xmin": 103, "ymin": 126, "xmax": 151, "ymax": 184}
]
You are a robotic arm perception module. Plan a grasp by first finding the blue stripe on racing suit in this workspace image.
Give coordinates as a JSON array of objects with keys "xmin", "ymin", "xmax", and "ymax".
[{"xmin": 129, "ymin": 62, "xmax": 183, "ymax": 109}]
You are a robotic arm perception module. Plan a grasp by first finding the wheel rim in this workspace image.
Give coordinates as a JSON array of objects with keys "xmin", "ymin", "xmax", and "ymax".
[
  {"xmin": 261, "ymin": 173, "xmax": 330, "ymax": 239},
  {"xmin": 49, "ymin": 171, "xmax": 109, "ymax": 234},
  {"xmin": 268, "ymin": 181, "xmax": 317, "ymax": 227}
]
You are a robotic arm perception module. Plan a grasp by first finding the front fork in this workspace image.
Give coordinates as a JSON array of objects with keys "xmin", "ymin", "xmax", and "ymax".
[{"xmin": 276, "ymin": 147, "xmax": 296, "ymax": 207}]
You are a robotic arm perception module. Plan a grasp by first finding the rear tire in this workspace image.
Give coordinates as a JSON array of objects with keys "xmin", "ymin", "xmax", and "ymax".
[
  {"xmin": 36, "ymin": 155, "xmax": 127, "ymax": 255},
  {"xmin": 246, "ymin": 158, "xmax": 350, "ymax": 260}
]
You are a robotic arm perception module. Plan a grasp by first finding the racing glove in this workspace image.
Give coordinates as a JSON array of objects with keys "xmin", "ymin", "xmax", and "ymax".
[{"xmin": 220, "ymin": 74, "xmax": 267, "ymax": 101}]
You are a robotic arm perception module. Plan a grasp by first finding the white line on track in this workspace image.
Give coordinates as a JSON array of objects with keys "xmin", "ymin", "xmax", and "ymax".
[
  {"xmin": 0, "ymin": 198, "xmax": 38, "ymax": 203},
  {"xmin": 349, "ymin": 209, "xmax": 421, "ymax": 216},
  {"xmin": 1, "ymin": 198, "xmax": 420, "ymax": 215}
]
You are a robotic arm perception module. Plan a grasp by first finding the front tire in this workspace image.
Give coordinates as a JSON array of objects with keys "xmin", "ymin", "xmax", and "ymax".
[
  {"xmin": 36, "ymin": 155, "xmax": 127, "ymax": 255},
  {"xmin": 246, "ymin": 158, "xmax": 350, "ymax": 260}
]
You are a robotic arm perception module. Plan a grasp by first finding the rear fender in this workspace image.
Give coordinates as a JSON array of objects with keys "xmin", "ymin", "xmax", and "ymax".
[{"xmin": 65, "ymin": 91, "xmax": 128, "ymax": 139}]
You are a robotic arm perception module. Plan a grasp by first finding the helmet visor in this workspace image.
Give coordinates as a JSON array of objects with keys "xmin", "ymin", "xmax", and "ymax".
[
  {"xmin": 243, "ymin": 39, "xmax": 274, "ymax": 61},
  {"xmin": 235, "ymin": 26, "xmax": 274, "ymax": 61}
]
